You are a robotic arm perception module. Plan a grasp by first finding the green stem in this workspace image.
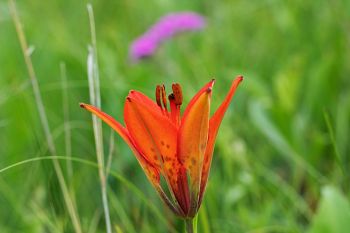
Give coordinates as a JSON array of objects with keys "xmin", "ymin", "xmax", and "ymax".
[
  {"xmin": 185, "ymin": 216, "xmax": 198, "ymax": 233},
  {"xmin": 185, "ymin": 219, "xmax": 193, "ymax": 233}
]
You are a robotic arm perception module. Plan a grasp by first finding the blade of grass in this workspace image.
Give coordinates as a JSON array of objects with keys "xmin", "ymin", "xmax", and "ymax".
[
  {"xmin": 199, "ymin": 204, "xmax": 211, "ymax": 233},
  {"xmin": 8, "ymin": 1, "xmax": 82, "ymax": 233},
  {"xmin": 88, "ymin": 209, "xmax": 102, "ymax": 233},
  {"xmin": 87, "ymin": 4, "xmax": 112, "ymax": 233},
  {"xmin": 323, "ymin": 109, "xmax": 345, "ymax": 175},
  {"xmin": 30, "ymin": 201, "xmax": 63, "ymax": 233},
  {"xmin": 109, "ymin": 193, "xmax": 137, "ymax": 233},
  {"xmin": 60, "ymin": 62, "xmax": 73, "ymax": 178},
  {"xmin": 106, "ymin": 129, "xmax": 115, "ymax": 177},
  {"xmin": 0, "ymin": 156, "xmax": 96, "ymax": 174},
  {"xmin": 0, "ymin": 177, "xmax": 26, "ymax": 224}
]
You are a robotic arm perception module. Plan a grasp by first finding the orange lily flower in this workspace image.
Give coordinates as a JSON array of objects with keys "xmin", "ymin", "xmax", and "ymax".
[{"xmin": 80, "ymin": 76, "xmax": 243, "ymax": 218}]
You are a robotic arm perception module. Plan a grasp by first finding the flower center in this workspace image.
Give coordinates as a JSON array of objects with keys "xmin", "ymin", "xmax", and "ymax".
[{"xmin": 155, "ymin": 83, "xmax": 183, "ymax": 126}]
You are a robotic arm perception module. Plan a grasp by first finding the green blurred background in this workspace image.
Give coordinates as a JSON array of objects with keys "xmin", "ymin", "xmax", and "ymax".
[{"xmin": 1, "ymin": 0, "xmax": 350, "ymax": 232}]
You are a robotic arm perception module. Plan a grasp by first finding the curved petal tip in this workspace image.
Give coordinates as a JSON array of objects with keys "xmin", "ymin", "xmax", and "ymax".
[{"xmin": 236, "ymin": 75, "xmax": 244, "ymax": 82}]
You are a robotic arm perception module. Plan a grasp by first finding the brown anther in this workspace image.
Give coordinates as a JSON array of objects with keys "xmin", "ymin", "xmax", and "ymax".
[
  {"xmin": 171, "ymin": 83, "xmax": 183, "ymax": 105},
  {"xmin": 161, "ymin": 85, "xmax": 168, "ymax": 109},
  {"xmin": 155, "ymin": 85, "xmax": 162, "ymax": 107}
]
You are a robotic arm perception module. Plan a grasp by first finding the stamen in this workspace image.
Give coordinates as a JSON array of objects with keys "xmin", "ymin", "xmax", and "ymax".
[
  {"xmin": 161, "ymin": 85, "xmax": 168, "ymax": 111},
  {"xmin": 155, "ymin": 85, "xmax": 162, "ymax": 108},
  {"xmin": 172, "ymin": 83, "xmax": 183, "ymax": 106},
  {"xmin": 156, "ymin": 85, "xmax": 169, "ymax": 116}
]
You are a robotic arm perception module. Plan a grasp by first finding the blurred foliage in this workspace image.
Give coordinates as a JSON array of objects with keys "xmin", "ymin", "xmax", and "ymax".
[
  {"xmin": 308, "ymin": 186, "xmax": 350, "ymax": 233},
  {"xmin": 0, "ymin": 0, "xmax": 350, "ymax": 232}
]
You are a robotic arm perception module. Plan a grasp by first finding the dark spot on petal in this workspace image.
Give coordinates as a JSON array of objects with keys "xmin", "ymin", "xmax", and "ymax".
[{"xmin": 191, "ymin": 157, "xmax": 197, "ymax": 165}]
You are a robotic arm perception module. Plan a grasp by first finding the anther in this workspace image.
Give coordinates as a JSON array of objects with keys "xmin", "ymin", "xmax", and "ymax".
[
  {"xmin": 155, "ymin": 85, "xmax": 162, "ymax": 108},
  {"xmin": 171, "ymin": 83, "xmax": 183, "ymax": 106},
  {"xmin": 161, "ymin": 85, "xmax": 168, "ymax": 110}
]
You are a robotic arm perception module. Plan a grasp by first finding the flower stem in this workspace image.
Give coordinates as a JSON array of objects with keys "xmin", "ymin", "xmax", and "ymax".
[
  {"xmin": 185, "ymin": 216, "xmax": 198, "ymax": 233},
  {"xmin": 185, "ymin": 219, "xmax": 193, "ymax": 233}
]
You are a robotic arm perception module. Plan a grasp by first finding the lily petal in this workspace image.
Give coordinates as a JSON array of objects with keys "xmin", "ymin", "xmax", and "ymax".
[
  {"xmin": 178, "ymin": 87, "xmax": 212, "ymax": 216},
  {"xmin": 79, "ymin": 103, "xmax": 161, "ymax": 187},
  {"xmin": 124, "ymin": 97, "xmax": 177, "ymax": 168},
  {"xmin": 197, "ymin": 76, "xmax": 243, "ymax": 208},
  {"xmin": 182, "ymin": 79, "xmax": 215, "ymax": 120},
  {"xmin": 124, "ymin": 96, "xmax": 187, "ymax": 212},
  {"xmin": 128, "ymin": 90, "xmax": 163, "ymax": 114}
]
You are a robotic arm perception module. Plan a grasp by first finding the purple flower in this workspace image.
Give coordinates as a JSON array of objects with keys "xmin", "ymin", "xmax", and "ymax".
[{"xmin": 129, "ymin": 12, "xmax": 206, "ymax": 61}]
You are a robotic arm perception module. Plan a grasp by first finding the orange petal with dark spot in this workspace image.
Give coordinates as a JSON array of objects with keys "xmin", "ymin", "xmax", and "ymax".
[
  {"xmin": 197, "ymin": 76, "xmax": 243, "ymax": 208},
  {"xmin": 124, "ymin": 97, "xmax": 177, "ymax": 168},
  {"xmin": 79, "ymin": 103, "xmax": 161, "ymax": 187},
  {"xmin": 124, "ymin": 96, "xmax": 188, "ymax": 213},
  {"xmin": 178, "ymin": 87, "xmax": 212, "ymax": 216}
]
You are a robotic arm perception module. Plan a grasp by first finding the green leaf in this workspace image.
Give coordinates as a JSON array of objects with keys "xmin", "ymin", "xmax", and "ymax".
[{"xmin": 308, "ymin": 186, "xmax": 350, "ymax": 233}]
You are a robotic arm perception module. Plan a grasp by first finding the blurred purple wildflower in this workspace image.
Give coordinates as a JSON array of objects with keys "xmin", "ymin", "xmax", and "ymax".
[{"xmin": 129, "ymin": 12, "xmax": 206, "ymax": 61}]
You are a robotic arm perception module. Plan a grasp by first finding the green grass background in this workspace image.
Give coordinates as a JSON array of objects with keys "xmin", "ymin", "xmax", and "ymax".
[{"xmin": 1, "ymin": 0, "xmax": 350, "ymax": 232}]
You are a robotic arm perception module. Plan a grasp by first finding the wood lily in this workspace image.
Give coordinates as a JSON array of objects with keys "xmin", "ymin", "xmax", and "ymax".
[{"xmin": 80, "ymin": 76, "xmax": 243, "ymax": 221}]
